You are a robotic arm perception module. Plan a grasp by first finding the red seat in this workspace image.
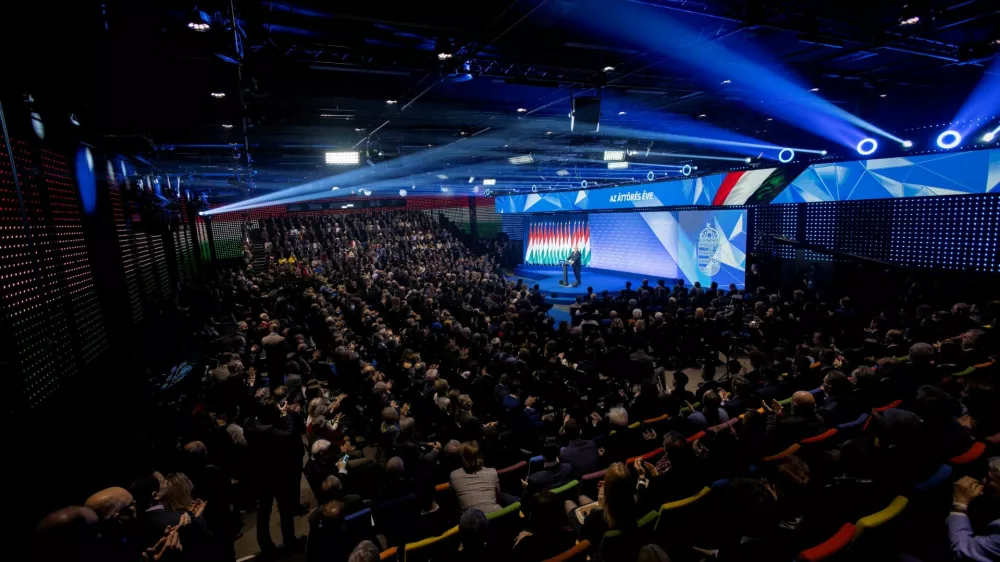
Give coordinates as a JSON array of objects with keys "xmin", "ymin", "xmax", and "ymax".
[
  {"xmin": 627, "ymin": 447, "xmax": 664, "ymax": 465},
  {"xmin": 797, "ymin": 523, "xmax": 855, "ymax": 561},
  {"xmin": 686, "ymin": 431, "xmax": 706, "ymax": 443},
  {"xmin": 950, "ymin": 442, "xmax": 987, "ymax": 465},
  {"xmin": 543, "ymin": 539, "xmax": 591, "ymax": 562},
  {"xmin": 801, "ymin": 428, "xmax": 838, "ymax": 445},
  {"xmin": 497, "ymin": 461, "xmax": 527, "ymax": 475},
  {"xmin": 873, "ymin": 399, "xmax": 902, "ymax": 413}
]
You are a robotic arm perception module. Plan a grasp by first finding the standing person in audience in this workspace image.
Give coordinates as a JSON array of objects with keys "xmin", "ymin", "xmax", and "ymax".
[
  {"xmin": 245, "ymin": 397, "xmax": 306, "ymax": 555},
  {"xmin": 262, "ymin": 321, "xmax": 289, "ymax": 390}
]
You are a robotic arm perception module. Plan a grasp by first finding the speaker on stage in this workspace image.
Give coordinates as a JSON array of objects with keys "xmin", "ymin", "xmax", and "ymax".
[{"xmin": 571, "ymin": 97, "xmax": 601, "ymax": 133}]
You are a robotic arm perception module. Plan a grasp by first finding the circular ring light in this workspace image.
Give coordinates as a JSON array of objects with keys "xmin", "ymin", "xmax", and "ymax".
[
  {"xmin": 531, "ymin": 185, "xmax": 538, "ymax": 193},
  {"xmin": 856, "ymin": 138, "xmax": 878, "ymax": 156},
  {"xmin": 681, "ymin": 164, "xmax": 692, "ymax": 176},
  {"xmin": 777, "ymin": 148, "xmax": 795, "ymax": 163},
  {"xmin": 936, "ymin": 130, "xmax": 962, "ymax": 150},
  {"xmin": 646, "ymin": 171, "xmax": 655, "ymax": 181},
  {"xmin": 580, "ymin": 180, "xmax": 588, "ymax": 188}
]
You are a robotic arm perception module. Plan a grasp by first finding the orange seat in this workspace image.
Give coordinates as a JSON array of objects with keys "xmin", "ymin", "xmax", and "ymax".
[
  {"xmin": 543, "ymin": 540, "xmax": 591, "ymax": 562},
  {"xmin": 797, "ymin": 523, "xmax": 855, "ymax": 561},
  {"xmin": 434, "ymin": 482, "xmax": 451, "ymax": 492},
  {"xmin": 762, "ymin": 443, "xmax": 801, "ymax": 462},
  {"xmin": 643, "ymin": 414, "xmax": 669, "ymax": 425},
  {"xmin": 950, "ymin": 442, "xmax": 987, "ymax": 465},
  {"xmin": 380, "ymin": 547, "xmax": 398, "ymax": 561},
  {"xmin": 801, "ymin": 428, "xmax": 838, "ymax": 445},
  {"xmin": 497, "ymin": 461, "xmax": 527, "ymax": 475},
  {"xmin": 873, "ymin": 399, "xmax": 902, "ymax": 413}
]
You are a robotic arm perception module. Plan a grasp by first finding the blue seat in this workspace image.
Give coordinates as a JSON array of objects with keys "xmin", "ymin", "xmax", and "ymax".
[{"xmin": 913, "ymin": 464, "xmax": 952, "ymax": 493}]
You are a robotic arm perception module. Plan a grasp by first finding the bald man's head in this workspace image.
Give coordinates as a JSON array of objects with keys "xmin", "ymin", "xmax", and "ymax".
[
  {"xmin": 183, "ymin": 440, "xmax": 208, "ymax": 459},
  {"xmin": 85, "ymin": 487, "xmax": 134, "ymax": 521},
  {"xmin": 790, "ymin": 391, "xmax": 816, "ymax": 416},
  {"xmin": 34, "ymin": 506, "xmax": 100, "ymax": 562}
]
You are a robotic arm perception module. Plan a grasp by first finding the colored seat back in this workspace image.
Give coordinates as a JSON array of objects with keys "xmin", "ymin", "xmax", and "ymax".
[
  {"xmin": 850, "ymin": 496, "xmax": 908, "ymax": 557},
  {"xmin": 543, "ymin": 539, "xmax": 590, "ymax": 562},
  {"xmin": 798, "ymin": 523, "xmax": 855, "ymax": 562}
]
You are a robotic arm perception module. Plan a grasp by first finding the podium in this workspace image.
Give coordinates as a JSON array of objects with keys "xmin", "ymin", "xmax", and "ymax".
[{"xmin": 558, "ymin": 260, "xmax": 571, "ymax": 287}]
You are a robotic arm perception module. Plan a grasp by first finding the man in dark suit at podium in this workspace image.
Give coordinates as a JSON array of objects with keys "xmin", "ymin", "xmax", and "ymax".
[{"xmin": 567, "ymin": 245, "xmax": 582, "ymax": 287}]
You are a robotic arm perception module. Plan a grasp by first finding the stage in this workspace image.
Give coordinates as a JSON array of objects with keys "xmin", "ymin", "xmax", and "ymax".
[{"xmin": 513, "ymin": 265, "xmax": 677, "ymax": 305}]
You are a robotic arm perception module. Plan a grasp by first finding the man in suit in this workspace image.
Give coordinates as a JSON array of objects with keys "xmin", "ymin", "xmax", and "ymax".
[
  {"xmin": 568, "ymin": 245, "xmax": 582, "ymax": 287},
  {"xmin": 261, "ymin": 321, "xmax": 289, "ymax": 390},
  {"xmin": 245, "ymin": 397, "xmax": 306, "ymax": 554},
  {"xmin": 523, "ymin": 437, "xmax": 573, "ymax": 502},
  {"xmin": 560, "ymin": 418, "xmax": 600, "ymax": 478},
  {"xmin": 765, "ymin": 391, "xmax": 825, "ymax": 451}
]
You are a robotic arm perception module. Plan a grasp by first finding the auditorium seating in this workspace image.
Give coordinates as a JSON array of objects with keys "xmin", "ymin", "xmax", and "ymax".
[
  {"xmin": 849, "ymin": 496, "xmax": 909, "ymax": 558},
  {"xmin": 403, "ymin": 526, "xmax": 460, "ymax": 562},
  {"xmin": 653, "ymin": 486, "xmax": 712, "ymax": 554},
  {"xmin": 542, "ymin": 539, "xmax": 590, "ymax": 562},
  {"xmin": 797, "ymin": 523, "xmax": 855, "ymax": 562},
  {"xmin": 373, "ymin": 494, "xmax": 420, "ymax": 547}
]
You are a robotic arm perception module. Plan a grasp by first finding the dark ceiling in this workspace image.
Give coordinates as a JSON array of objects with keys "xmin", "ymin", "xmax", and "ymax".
[{"xmin": 5, "ymin": 0, "xmax": 1000, "ymax": 200}]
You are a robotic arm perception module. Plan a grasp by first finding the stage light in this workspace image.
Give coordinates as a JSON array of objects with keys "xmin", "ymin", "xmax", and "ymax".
[
  {"xmin": 898, "ymin": 16, "xmax": 920, "ymax": 26},
  {"xmin": 820, "ymin": 150, "xmax": 828, "ymax": 155},
  {"xmin": 778, "ymin": 148, "xmax": 795, "ymax": 163},
  {"xmin": 399, "ymin": 189, "xmax": 407, "ymax": 197},
  {"xmin": 765, "ymin": 118, "xmax": 773, "ymax": 121},
  {"xmin": 468, "ymin": 176, "xmax": 475, "ymax": 183},
  {"xmin": 508, "ymin": 154, "xmax": 534, "ymax": 165},
  {"xmin": 647, "ymin": 171, "xmax": 655, "ymax": 181},
  {"xmin": 681, "ymin": 164, "xmax": 692, "ymax": 176},
  {"xmin": 361, "ymin": 189, "xmax": 371, "ymax": 196},
  {"xmin": 341, "ymin": 204, "xmax": 354, "ymax": 209},
  {"xmin": 603, "ymin": 66, "xmax": 615, "ymax": 72},
  {"xmin": 354, "ymin": 128, "xmax": 365, "ymax": 132},
  {"xmin": 809, "ymin": 87, "xmax": 819, "ymax": 92},
  {"xmin": 744, "ymin": 157, "xmax": 752, "ymax": 163},
  {"xmin": 472, "ymin": 186, "xmax": 480, "ymax": 194},
  {"xmin": 902, "ymin": 140, "xmax": 913, "ymax": 148},
  {"xmin": 936, "ymin": 130, "xmax": 962, "ymax": 149},
  {"xmin": 880, "ymin": 94, "xmax": 887, "ymax": 98},
  {"xmin": 210, "ymin": 92, "xmax": 225, "ymax": 98},
  {"xmin": 721, "ymin": 79, "xmax": 731, "ymax": 84},
  {"xmin": 436, "ymin": 174, "xmax": 449, "ymax": 179},
  {"xmin": 983, "ymin": 132, "xmax": 996, "ymax": 142},
  {"xmin": 188, "ymin": 22, "xmax": 210, "ymax": 32},
  {"xmin": 221, "ymin": 124, "xmax": 233, "ymax": 129},
  {"xmin": 618, "ymin": 111, "xmax": 626, "ymax": 115},
  {"xmin": 69, "ymin": 114, "xmax": 80, "ymax": 126},
  {"xmin": 856, "ymin": 138, "xmax": 878, "ymax": 156},
  {"xmin": 198, "ymin": 211, "xmax": 205, "ymax": 216},
  {"xmin": 580, "ymin": 180, "xmax": 588, "ymax": 188},
  {"xmin": 698, "ymin": 114, "xmax": 707, "ymax": 118},
  {"xmin": 604, "ymin": 150, "xmax": 625, "ymax": 161},
  {"xmin": 607, "ymin": 162, "xmax": 629, "ymax": 169},
  {"xmin": 386, "ymin": 99, "xmax": 398, "ymax": 105},
  {"xmin": 546, "ymin": 131, "xmax": 553, "ymax": 135},
  {"xmin": 440, "ymin": 186, "xmax": 450, "ymax": 192},
  {"xmin": 556, "ymin": 169, "xmax": 569, "ymax": 176},
  {"xmin": 330, "ymin": 187, "xmax": 339, "ymax": 191},
  {"xmin": 483, "ymin": 178, "xmax": 497, "ymax": 185},
  {"xmin": 325, "ymin": 151, "xmax": 360, "ymax": 165},
  {"xmin": 516, "ymin": 108, "xmax": 527, "ymax": 113},
  {"xmin": 437, "ymin": 52, "xmax": 452, "ymax": 60}
]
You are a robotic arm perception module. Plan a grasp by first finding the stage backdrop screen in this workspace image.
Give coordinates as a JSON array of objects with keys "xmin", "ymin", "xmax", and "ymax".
[
  {"xmin": 587, "ymin": 210, "xmax": 746, "ymax": 287},
  {"xmin": 524, "ymin": 216, "xmax": 591, "ymax": 266}
]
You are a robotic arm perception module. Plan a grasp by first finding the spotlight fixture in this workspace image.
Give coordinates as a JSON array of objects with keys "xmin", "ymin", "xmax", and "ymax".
[
  {"xmin": 698, "ymin": 114, "xmax": 707, "ymax": 118},
  {"xmin": 325, "ymin": 151, "xmax": 360, "ymax": 165},
  {"xmin": 607, "ymin": 162, "xmax": 629, "ymax": 169},
  {"xmin": 516, "ymin": 108, "xmax": 527, "ymax": 113},
  {"xmin": 880, "ymin": 94, "xmax": 887, "ymax": 98},
  {"xmin": 436, "ymin": 174, "xmax": 449, "ymax": 179},
  {"xmin": 898, "ymin": 15, "xmax": 920, "ymax": 26},
  {"xmin": 69, "ymin": 114, "xmax": 80, "ymax": 126},
  {"xmin": 647, "ymin": 171, "xmax": 655, "ymax": 181},
  {"xmin": 507, "ymin": 154, "xmax": 534, "ymax": 165},
  {"xmin": 354, "ymin": 128, "xmax": 365, "ymax": 132},
  {"xmin": 602, "ymin": 66, "xmax": 615, "ymax": 72},
  {"xmin": 744, "ymin": 157, "xmax": 752, "ymax": 164},
  {"xmin": 483, "ymin": 178, "xmax": 497, "ymax": 186},
  {"xmin": 556, "ymin": 169, "xmax": 569, "ymax": 176},
  {"xmin": 546, "ymin": 131, "xmax": 553, "ymax": 135},
  {"xmin": 820, "ymin": 150, "xmax": 828, "ymax": 156},
  {"xmin": 187, "ymin": 22, "xmax": 210, "ymax": 32},
  {"xmin": 936, "ymin": 130, "xmax": 962, "ymax": 149},
  {"xmin": 809, "ymin": 87, "xmax": 820, "ymax": 92},
  {"xmin": 399, "ymin": 189, "xmax": 407, "ymax": 197},
  {"xmin": 603, "ymin": 150, "xmax": 625, "ymax": 161},
  {"xmin": 778, "ymin": 148, "xmax": 795, "ymax": 163},
  {"xmin": 618, "ymin": 111, "xmax": 626, "ymax": 116},
  {"xmin": 472, "ymin": 186, "xmax": 480, "ymax": 194},
  {"xmin": 983, "ymin": 132, "xmax": 996, "ymax": 143},
  {"xmin": 440, "ymin": 186, "xmax": 450, "ymax": 192},
  {"xmin": 221, "ymin": 124, "xmax": 234, "ymax": 129},
  {"xmin": 902, "ymin": 140, "xmax": 914, "ymax": 148},
  {"xmin": 856, "ymin": 138, "xmax": 878, "ymax": 156},
  {"xmin": 210, "ymin": 92, "xmax": 225, "ymax": 98},
  {"xmin": 468, "ymin": 177, "xmax": 475, "ymax": 183},
  {"xmin": 681, "ymin": 164, "xmax": 692, "ymax": 176},
  {"xmin": 722, "ymin": 79, "xmax": 731, "ymax": 84},
  {"xmin": 330, "ymin": 187, "xmax": 339, "ymax": 191},
  {"xmin": 386, "ymin": 99, "xmax": 398, "ymax": 105},
  {"xmin": 765, "ymin": 118, "xmax": 773, "ymax": 122},
  {"xmin": 437, "ymin": 52, "xmax": 452, "ymax": 60}
]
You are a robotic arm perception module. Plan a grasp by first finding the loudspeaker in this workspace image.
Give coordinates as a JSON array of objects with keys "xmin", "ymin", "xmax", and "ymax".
[{"xmin": 571, "ymin": 96, "xmax": 601, "ymax": 133}]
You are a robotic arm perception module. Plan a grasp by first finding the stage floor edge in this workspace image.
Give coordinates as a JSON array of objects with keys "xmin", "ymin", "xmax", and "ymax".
[{"xmin": 512, "ymin": 265, "xmax": 677, "ymax": 304}]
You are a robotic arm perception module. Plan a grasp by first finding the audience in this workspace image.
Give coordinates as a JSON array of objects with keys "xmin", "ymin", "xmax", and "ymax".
[{"xmin": 35, "ymin": 209, "xmax": 999, "ymax": 562}]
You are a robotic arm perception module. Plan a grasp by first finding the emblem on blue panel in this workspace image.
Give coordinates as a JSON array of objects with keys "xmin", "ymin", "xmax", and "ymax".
[{"xmin": 697, "ymin": 223, "xmax": 722, "ymax": 276}]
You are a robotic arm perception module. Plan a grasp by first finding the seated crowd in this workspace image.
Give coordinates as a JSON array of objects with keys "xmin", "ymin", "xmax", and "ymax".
[{"xmin": 34, "ymin": 209, "xmax": 1000, "ymax": 562}]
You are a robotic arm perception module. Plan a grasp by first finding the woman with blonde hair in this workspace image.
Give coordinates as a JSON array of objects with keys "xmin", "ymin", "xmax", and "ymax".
[{"xmin": 564, "ymin": 462, "xmax": 639, "ymax": 547}]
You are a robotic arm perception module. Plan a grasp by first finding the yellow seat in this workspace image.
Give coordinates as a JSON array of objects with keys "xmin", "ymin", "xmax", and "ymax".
[{"xmin": 852, "ymin": 496, "xmax": 908, "ymax": 544}]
